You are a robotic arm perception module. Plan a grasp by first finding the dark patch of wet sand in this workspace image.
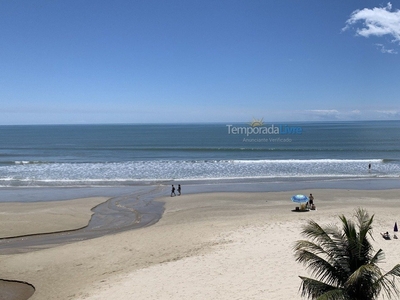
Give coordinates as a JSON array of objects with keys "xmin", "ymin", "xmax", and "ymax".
[
  {"xmin": 0, "ymin": 186, "xmax": 165, "ymax": 254},
  {"xmin": 0, "ymin": 280, "xmax": 35, "ymax": 300},
  {"xmin": 0, "ymin": 186, "xmax": 166, "ymax": 299}
]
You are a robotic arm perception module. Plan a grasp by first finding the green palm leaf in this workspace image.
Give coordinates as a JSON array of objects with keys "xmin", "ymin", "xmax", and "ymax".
[{"xmin": 294, "ymin": 208, "xmax": 400, "ymax": 300}]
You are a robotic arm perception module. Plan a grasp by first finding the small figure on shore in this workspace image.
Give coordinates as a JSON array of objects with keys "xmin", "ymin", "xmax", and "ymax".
[
  {"xmin": 309, "ymin": 193, "xmax": 316, "ymax": 210},
  {"xmin": 171, "ymin": 185, "xmax": 176, "ymax": 197},
  {"xmin": 368, "ymin": 163, "xmax": 371, "ymax": 171},
  {"xmin": 381, "ymin": 231, "xmax": 391, "ymax": 240},
  {"xmin": 309, "ymin": 193, "xmax": 314, "ymax": 206},
  {"xmin": 177, "ymin": 184, "xmax": 181, "ymax": 196}
]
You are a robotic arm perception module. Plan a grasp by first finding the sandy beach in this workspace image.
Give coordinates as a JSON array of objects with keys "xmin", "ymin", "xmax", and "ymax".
[
  {"xmin": 1, "ymin": 186, "xmax": 400, "ymax": 300},
  {"xmin": 0, "ymin": 197, "xmax": 109, "ymax": 239}
]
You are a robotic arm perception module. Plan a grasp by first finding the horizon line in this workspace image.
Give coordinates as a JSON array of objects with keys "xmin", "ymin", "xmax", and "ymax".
[{"xmin": 1, "ymin": 119, "xmax": 399, "ymax": 126}]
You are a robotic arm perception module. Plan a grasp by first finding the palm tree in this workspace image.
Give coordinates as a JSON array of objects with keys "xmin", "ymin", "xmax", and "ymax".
[{"xmin": 294, "ymin": 208, "xmax": 400, "ymax": 300}]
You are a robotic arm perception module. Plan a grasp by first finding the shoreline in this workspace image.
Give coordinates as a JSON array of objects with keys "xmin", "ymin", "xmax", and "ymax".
[
  {"xmin": 1, "ymin": 180, "xmax": 400, "ymax": 299},
  {"xmin": 1, "ymin": 175, "xmax": 400, "ymax": 190},
  {"xmin": 2, "ymin": 177, "xmax": 400, "ymax": 204}
]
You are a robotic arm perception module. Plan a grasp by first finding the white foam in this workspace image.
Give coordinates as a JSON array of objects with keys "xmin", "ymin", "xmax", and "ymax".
[{"xmin": 1, "ymin": 158, "xmax": 399, "ymax": 187}]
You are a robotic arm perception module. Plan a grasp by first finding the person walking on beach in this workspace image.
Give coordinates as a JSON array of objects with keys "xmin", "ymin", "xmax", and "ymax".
[
  {"xmin": 369, "ymin": 163, "xmax": 371, "ymax": 171},
  {"xmin": 177, "ymin": 184, "xmax": 181, "ymax": 196},
  {"xmin": 171, "ymin": 185, "xmax": 176, "ymax": 197}
]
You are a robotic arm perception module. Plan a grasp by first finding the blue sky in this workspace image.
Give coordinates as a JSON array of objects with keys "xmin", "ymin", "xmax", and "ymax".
[{"xmin": 1, "ymin": 1, "xmax": 400, "ymax": 124}]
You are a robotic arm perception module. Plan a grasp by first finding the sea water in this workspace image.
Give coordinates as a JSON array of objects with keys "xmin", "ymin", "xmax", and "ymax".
[{"xmin": 0, "ymin": 121, "xmax": 399, "ymax": 187}]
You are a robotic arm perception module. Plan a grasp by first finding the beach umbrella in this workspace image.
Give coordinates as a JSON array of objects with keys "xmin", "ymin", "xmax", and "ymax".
[
  {"xmin": 394, "ymin": 222, "xmax": 398, "ymax": 232},
  {"xmin": 291, "ymin": 194, "xmax": 309, "ymax": 203}
]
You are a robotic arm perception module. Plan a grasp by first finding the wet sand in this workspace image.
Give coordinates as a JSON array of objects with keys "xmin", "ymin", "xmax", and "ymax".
[
  {"xmin": 0, "ymin": 280, "xmax": 35, "ymax": 300},
  {"xmin": 0, "ymin": 186, "xmax": 165, "ymax": 254},
  {"xmin": 0, "ymin": 186, "xmax": 165, "ymax": 299}
]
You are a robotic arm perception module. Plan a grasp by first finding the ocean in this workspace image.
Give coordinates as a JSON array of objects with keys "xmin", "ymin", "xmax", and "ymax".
[{"xmin": 0, "ymin": 121, "xmax": 399, "ymax": 187}]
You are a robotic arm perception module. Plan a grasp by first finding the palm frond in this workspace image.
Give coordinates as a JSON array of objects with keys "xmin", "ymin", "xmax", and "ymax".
[
  {"xmin": 384, "ymin": 264, "xmax": 400, "ymax": 278},
  {"xmin": 370, "ymin": 248, "xmax": 386, "ymax": 265},
  {"xmin": 300, "ymin": 220, "xmax": 347, "ymax": 264},
  {"xmin": 295, "ymin": 222, "xmax": 351, "ymax": 286},
  {"xmin": 373, "ymin": 264, "xmax": 400, "ymax": 299},
  {"xmin": 299, "ymin": 276, "xmax": 339, "ymax": 299},
  {"xmin": 315, "ymin": 289, "xmax": 350, "ymax": 300},
  {"xmin": 345, "ymin": 263, "xmax": 382, "ymax": 299},
  {"xmin": 355, "ymin": 208, "xmax": 374, "ymax": 241},
  {"xmin": 295, "ymin": 248, "xmax": 345, "ymax": 286}
]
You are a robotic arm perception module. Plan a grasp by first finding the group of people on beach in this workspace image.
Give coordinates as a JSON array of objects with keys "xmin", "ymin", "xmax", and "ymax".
[{"xmin": 171, "ymin": 184, "xmax": 181, "ymax": 197}]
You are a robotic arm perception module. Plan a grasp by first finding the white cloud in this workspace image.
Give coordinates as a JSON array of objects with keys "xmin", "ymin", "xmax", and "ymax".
[
  {"xmin": 343, "ymin": 2, "xmax": 400, "ymax": 52},
  {"xmin": 375, "ymin": 43, "xmax": 398, "ymax": 54},
  {"xmin": 377, "ymin": 110, "xmax": 400, "ymax": 118},
  {"xmin": 306, "ymin": 110, "xmax": 340, "ymax": 120},
  {"xmin": 305, "ymin": 109, "xmax": 383, "ymax": 121},
  {"xmin": 308, "ymin": 109, "xmax": 339, "ymax": 115}
]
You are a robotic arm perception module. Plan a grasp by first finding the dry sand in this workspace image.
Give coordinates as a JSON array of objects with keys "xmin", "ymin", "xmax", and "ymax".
[{"xmin": 1, "ymin": 188, "xmax": 400, "ymax": 300}]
